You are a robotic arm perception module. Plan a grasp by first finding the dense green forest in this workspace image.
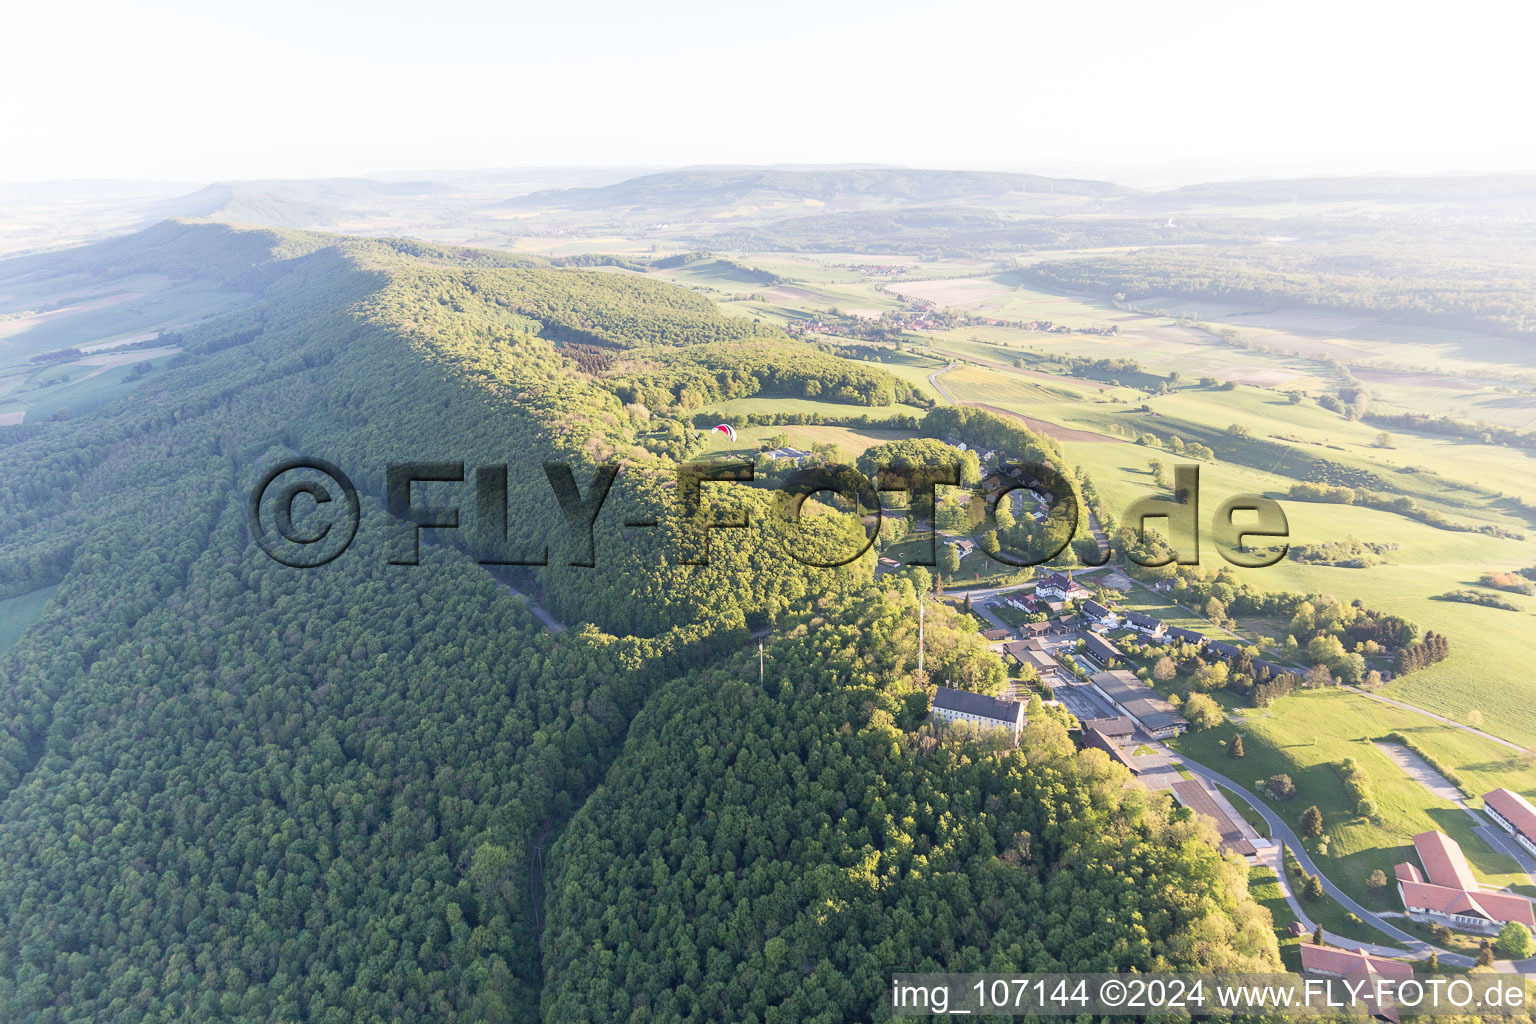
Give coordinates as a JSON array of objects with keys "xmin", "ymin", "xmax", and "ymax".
[
  {"xmin": 0, "ymin": 222, "xmax": 1280, "ymax": 1022},
  {"xmin": 603, "ymin": 340, "xmax": 925, "ymax": 411},
  {"xmin": 542, "ymin": 584, "xmax": 1277, "ymax": 1022}
]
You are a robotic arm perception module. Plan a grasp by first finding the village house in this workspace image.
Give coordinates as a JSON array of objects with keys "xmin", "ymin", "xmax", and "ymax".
[
  {"xmin": 1395, "ymin": 830, "xmax": 1535, "ymax": 935},
  {"xmin": 1482, "ymin": 788, "xmax": 1536, "ymax": 859},
  {"xmin": 931, "ymin": 686, "xmax": 1026, "ymax": 741},
  {"xmin": 1089, "ymin": 670, "xmax": 1188, "ymax": 739},
  {"xmin": 1298, "ymin": 945, "xmax": 1411, "ymax": 1024},
  {"xmin": 1080, "ymin": 600, "xmax": 1118, "ymax": 629},
  {"xmin": 1121, "ymin": 610, "xmax": 1167, "ymax": 639},
  {"xmin": 1080, "ymin": 633, "xmax": 1124, "ymax": 669},
  {"xmin": 763, "ymin": 446, "xmax": 811, "ymax": 462},
  {"xmin": 1164, "ymin": 625, "xmax": 1207, "ymax": 646},
  {"xmin": 946, "ymin": 537, "xmax": 977, "ymax": 559},
  {"xmin": 1036, "ymin": 571, "xmax": 1091, "ymax": 602},
  {"xmin": 980, "ymin": 627, "xmax": 1013, "ymax": 643}
]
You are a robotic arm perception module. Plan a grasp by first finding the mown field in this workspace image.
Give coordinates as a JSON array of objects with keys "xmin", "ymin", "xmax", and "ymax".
[
  {"xmin": 684, "ymin": 252, "xmax": 1536, "ymax": 748},
  {"xmin": 1172, "ymin": 689, "xmax": 1534, "ymax": 907}
]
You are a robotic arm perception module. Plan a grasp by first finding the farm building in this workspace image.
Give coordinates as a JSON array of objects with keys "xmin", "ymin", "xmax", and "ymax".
[
  {"xmin": 1089, "ymin": 670, "xmax": 1188, "ymax": 739},
  {"xmin": 1080, "ymin": 633, "xmax": 1124, "ymax": 669},
  {"xmin": 1395, "ymin": 830, "xmax": 1535, "ymax": 935},
  {"xmin": 1482, "ymin": 788, "xmax": 1536, "ymax": 859},
  {"xmin": 1171, "ymin": 779, "xmax": 1256, "ymax": 858},
  {"xmin": 1082, "ymin": 726, "xmax": 1140, "ymax": 774},
  {"xmin": 1080, "ymin": 717, "xmax": 1134, "ymax": 743}
]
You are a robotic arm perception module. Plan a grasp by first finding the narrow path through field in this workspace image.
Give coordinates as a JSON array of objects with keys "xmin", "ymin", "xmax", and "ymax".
[{"xmin": 1351, "ymin": 687, "xmax": 1526, "ymax": 753}]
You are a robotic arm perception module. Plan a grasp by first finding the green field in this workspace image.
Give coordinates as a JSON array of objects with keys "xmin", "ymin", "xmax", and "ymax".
[
  {"xmin": 1172, "ymin": 689, "xmax": 1533, "ymax": 907},
  {"xmin": 733, "ymin": 422, "xmax": 917, "ymax": 458},
  {"xmin": 709, "ymin": 255, "xmax": 1536, "ymax": 747},
  {"xmin": 0, "ymin": 585, "xmax": 58, "ymax": 653}
]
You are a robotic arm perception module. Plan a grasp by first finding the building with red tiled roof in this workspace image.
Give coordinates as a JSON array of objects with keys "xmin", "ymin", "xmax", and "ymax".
[
  {"xmin": 1483, "ymin": 788, "xmax": 1536, "ymax": 859},
  {"xmin": 1299, "ymin": 943, "xmax": 1412, "ymax": 978},
  {"xmin": 1397, "ymin": 880, "xmax": 1534, "ymax": 934},
  {"xmin": 1411, "ymin": 830, "xmax": 1479, "ymax": 891},
  {"xmin": 1299, "ymin": 945, "xmax": 1411, "ymax": 1024},
  {"xmin": 1395, "ymin": 830, "xmax": 1536, "ymax": 935}
]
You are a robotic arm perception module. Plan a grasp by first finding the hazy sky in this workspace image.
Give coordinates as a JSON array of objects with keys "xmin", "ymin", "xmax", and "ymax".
[{"xmin": 4, "ymin": 0, "xmax": 1531, "ymax": 185}]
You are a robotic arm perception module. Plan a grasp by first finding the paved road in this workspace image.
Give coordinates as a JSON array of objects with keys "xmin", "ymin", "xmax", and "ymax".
[
  {"xmin": 926, "ymin": 360, "xmax": 959, "ymax": 402},
  {"xmin": 1176, "ymin": 758, "xmax": 1472, "ymax": 967}
]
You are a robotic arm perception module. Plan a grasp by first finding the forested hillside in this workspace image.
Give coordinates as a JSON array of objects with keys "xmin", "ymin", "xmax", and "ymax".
[
  {"xmin": 1, "ymin": 222, "xmax": 1279, "ymax": 1022},
  {"xmin": 542, "ymin": 584, "xmax": 1277, "ymax": 1022},
  {"xmin": 504, "ymin": 167, "xmax": 1125, "ymax": 212}
]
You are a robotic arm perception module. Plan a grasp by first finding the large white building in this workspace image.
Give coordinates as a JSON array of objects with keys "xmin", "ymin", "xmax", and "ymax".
[
  {"xmin": 1395, "ymin": 830, "xmax": 1535, "ymax": 936},
  {"xmin": 1483, "ymin": 788, "xmax": 1536, "ymax": 859},
  {"xmin": 931, "ymin": 686, "xmax": 1026, "ymax": 741}
]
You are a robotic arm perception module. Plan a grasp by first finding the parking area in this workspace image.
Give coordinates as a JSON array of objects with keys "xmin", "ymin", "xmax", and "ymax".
[{"xmin": 1055, "ymin": 682, "xmax": 1117, "ymax": 723}]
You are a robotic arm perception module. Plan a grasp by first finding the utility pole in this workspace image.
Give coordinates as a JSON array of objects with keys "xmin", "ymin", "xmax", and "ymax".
[{"xmin": 918, "ymin": 600, "xmax": 925, "ymax": 677}]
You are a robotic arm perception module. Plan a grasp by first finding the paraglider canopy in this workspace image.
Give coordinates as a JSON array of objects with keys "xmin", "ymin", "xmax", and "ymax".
[{"xmin": 711, "ymin": 423, "xmax": 737, "ymax": 443}]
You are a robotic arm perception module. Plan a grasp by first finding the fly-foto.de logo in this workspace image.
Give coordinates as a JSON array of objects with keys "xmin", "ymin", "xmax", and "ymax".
[{"xmin": 248, "ymin": 458, "xmax": 1289, "ymax": 570}]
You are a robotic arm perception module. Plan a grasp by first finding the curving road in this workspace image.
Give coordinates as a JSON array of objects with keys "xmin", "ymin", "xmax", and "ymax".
[
  {"xmin": 1177, "ymin": 759, "xmax": 1474, "ymax": 967},
  {"xmin": 926, "ymin": 359, "xmax": 959, "ymax": 402}
]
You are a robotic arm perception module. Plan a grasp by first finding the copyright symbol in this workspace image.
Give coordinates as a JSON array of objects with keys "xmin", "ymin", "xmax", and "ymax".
[
  {"xmin": 248, "ymin": 458, "xmax": 359, "ymax": 568},
  {"xmin": 1100, "ymin": 979, "xmax": 1126, "ymax": 1008}
]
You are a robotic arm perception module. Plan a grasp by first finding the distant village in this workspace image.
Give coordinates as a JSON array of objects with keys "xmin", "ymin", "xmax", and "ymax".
[
  {"xmin": 919, "ymin": 558, "xmax": 1536, "ymax": 981},
  {"xmin": 784, "ymin": 298, "xmax": 1120, "ymax": 339}
]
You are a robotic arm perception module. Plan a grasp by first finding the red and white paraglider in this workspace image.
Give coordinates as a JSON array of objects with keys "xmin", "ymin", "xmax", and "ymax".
[{"xmin": 711, "ymin": 423, "xmax": 737, "ymax": 443}]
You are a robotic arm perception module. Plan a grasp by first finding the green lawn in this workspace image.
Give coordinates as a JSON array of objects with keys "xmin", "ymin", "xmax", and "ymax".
[
  {"xmin": 0, "ymin": 584, "xmax": 59, "ymax": 653},
  {"xmin": 1218, "ymin": 784, "xmax": 1271, "ymax": 839},
  {"xmin": 1172, "ymin": 690, "xmax": 1533, "ymax": 909},
  {"xmin": 1249, "ymin": 865, "xmax": 1303, "ymax": 971},
  {"xmin": 1281, "ymin": 846, "xmax": 1397, "ymax": 946}
]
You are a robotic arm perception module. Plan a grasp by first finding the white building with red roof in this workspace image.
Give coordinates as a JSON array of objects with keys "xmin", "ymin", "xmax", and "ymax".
[
  {"xmin": 1298, "ymin": 945, "xmax": 1411, "ymax": 1024},
  {"xmin": 1394, "ymin": 830, "xmax": 1535, "ymax": 935},
  {"xmin": 1299, "ymin": 942, "xmax": 1412, "ymax": 978},
  {"xmin": 1483, "ymin": 787, "xmax": 1536, "ymax": 859}
]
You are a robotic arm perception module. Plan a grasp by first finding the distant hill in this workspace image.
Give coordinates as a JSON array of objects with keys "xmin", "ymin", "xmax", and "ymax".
[
  {"xmin": 1144, "ymin": 174, "xmax": 1536, "ymax": 209},
  {"xmin": 704, "ymin": 206, "xmax": 1281, "ymax": 255},
  {"xmin": 504, "ymin": 166, "xmax": 1128, "ymax": 212},
  {"xmin": 145, "ymin": 177, "xmax": 460, "ymax": 228}
]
